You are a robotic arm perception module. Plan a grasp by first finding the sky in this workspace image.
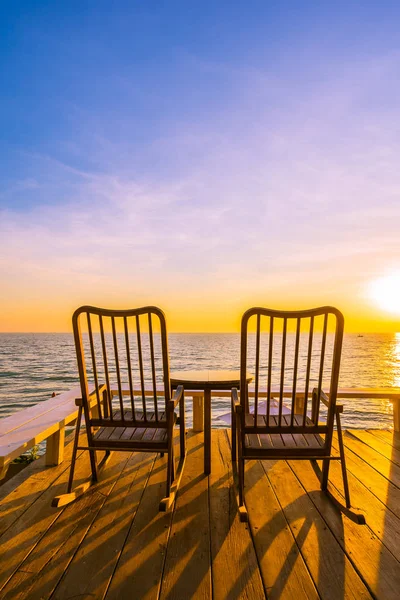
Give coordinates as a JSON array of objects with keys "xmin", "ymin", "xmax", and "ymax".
[{"xmin": 1, "ymin": 1, "xmax": 400, "ymax": 332}]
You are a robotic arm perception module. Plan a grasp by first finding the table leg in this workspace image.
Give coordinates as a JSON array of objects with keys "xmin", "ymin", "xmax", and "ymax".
[
  {"xmin": 204, "ymin": 388, "xmax": 211, "ymax": 474},
  {"xmin": 192, "ymin": 392, "xmax": 204, "ymax": 432}
]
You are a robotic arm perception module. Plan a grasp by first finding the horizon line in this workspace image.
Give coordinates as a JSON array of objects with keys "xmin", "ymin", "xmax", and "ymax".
[{"xmin": 0, "ymin": 331, "xmax": 397, "ymax": 335}]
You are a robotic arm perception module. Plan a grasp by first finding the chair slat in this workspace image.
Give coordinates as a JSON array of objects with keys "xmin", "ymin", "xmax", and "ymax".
[
  {"xmin": 99, "ymin": 315, "xmax": 113, "ymax": 421},
  {"xmin": 303, "ymin": 315, "xmax": 314, "ymax": 426},
  {"xmin": 290, "ymin": 318, "xmax": 301, "ymax": 427},
  {"xmin": 279, "ymin": 318, "xmax": 287, "ymax": 426},
  {"xmin": 266, "ymin": 316, "xmax": 274, "ymax": 424},
  {"xmin": 254, "ymin": 314, "xmax": 261, "ymax": 422},
  {"xmin": 136, "ymin": 315, "xmax": 147, "ymax": 420},
  {"xmin": 86, "ymin": 312, "xmax": 102, "ymax": 420},
  {"xmin": 315, "ymin": 313, "xmax": 328, "ymax": 425},
  {"xmin": 148, "ymin": 313, "xmax": 159, "ymax": 421},
  {"xmin": 124, "ymin": 316, "xmax": 136, "ymax": 417},
  {"xmin": 111, "ymin": 316, "xmax": 124, "ymax": 420}
]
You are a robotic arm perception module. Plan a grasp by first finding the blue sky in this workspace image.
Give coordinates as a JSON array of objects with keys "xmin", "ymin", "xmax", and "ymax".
[{"xmin": 1, "ymin": 1, "xmax": 400, "ymax": 331}]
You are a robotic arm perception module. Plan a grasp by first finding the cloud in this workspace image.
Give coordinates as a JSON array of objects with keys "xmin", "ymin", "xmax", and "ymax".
[{"xmin": 1, "ymin": 52, "xmax": 400, "ymax": 327}]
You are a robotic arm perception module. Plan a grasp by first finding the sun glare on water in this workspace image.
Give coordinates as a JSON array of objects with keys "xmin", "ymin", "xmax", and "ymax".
[{"xmin": 368, "ymin": 273, "xmax": 400, "ymax": 315}]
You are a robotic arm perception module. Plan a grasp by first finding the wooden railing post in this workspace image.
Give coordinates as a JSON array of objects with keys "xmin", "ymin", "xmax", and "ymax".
[
  {"xmin": 45, "ymin": 426, "xmax": 65, "ymax": 466},
  {"xmin": 294, "ymin": 394, "xmax": 304, "ymax": 415},
  {"xmin": 394, "ymin": 398, "xmax": 400, "ymax": 432},
  {"xmin": 192, "ymin": 392, "xmax": 204, "ymax": 432}
]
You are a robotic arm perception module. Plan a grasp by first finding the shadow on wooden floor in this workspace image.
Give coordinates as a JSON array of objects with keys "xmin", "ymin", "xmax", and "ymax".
[{"xmin": 0, "ymin": 429, "xmax": 399, "ymax": 599}]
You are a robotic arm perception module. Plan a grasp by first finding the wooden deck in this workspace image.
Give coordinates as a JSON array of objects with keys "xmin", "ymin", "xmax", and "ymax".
[{"xmin": 0, "ymin": 428, "xmax": 400, "ymax": 599}]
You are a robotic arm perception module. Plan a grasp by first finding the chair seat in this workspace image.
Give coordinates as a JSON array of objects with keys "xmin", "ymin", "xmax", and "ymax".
[
  {"xmin": 91, "ymin": 407, "xmax": 171, "ymax": 449},
  {"xmin": 243, "ymin": 411, "xmax": 326, "ymax": 455},
  {"xmin": 244, "ymin": 430, "xmax": 325, "ymax": 451},
  {"xmin": 93, "ymin": 424, "xmax": 168, "ymax": 446}
]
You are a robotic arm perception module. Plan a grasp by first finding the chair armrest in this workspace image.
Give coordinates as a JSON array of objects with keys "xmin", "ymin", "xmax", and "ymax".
[
  {"xmin": 232, "ymin": 387, "xmax": 242, "ymax": 414},
  {"xmin": 169, "ymin": 385, "xmax": 184, "ymax": 410},
  {"xmin": 314, "ymin": 388, "xmax": 343, "ymax": 413},
  {"xmin": 75, "ymin": 383, "xmax": 107, "ymax": 407}
]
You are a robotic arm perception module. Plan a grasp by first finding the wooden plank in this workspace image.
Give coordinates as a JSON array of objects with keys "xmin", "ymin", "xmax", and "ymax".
[
  {"xmin": 325, "ymin": 454, "xmax": 400, "ymax": 563},
  {"xmin": 209, "ymin": 430, "xmax": 265, "ymax": 599},
  {"xmin": 0, "ymin": 443, "xmax": 104, "ymax": 592},
  {"xmin": 290, "ymin": 459, "xmax": 400, "ymax": 599},
  {"xmin": 367, "ymin": 429, "xmax": 400, "ymax": 451},
  {"xmin": 50, "ymin": 452, "xmax": 156, "ymax": 600},
  {"xmin": 348, "ymin": 430, "xmax": 400, "ymax": 467},
  {"xmin": 105, "ymin": 449, "xmax": 176, "ymax": 600},
  {"xmin": 0, "ymin": 432, "xmax": 81, "ymax": 538},
  {"xmin": 343, "ymin": 432, "xmax": 400, "ymax": 488},
  {"xmin": 244, "ymin": 460, "xmax": 318, "ymax": 599},
  {"xmin": 1, "ymin": 426, "xmax": 400, "ymax": 599},
  {"xmin": 0, "ymin": 451, "xmax": 130, "ymax": 600},
  {"xmin": 0, "ymin": 387, "xmax": 82, "ymax": 437},
  {"xmin": 263, "ymin": 459, "xmax": 371, "ymax": 599},
  {"xmin": 331, "ymin": 434, "xmax": 400, "ymax": 520},
  {"xmin": 159, "ymin": 432, "xmax": 211, "ymax": 600}
]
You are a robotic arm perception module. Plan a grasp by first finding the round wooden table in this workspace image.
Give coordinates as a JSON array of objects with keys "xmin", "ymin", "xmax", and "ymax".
[{"xmin": 170, "ymin": 370, "xmax": 253, "ymax": 474}]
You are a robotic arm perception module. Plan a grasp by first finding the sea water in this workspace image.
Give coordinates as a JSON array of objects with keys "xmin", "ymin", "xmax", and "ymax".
[{"xmin": 0, "ymin": 333, "xmax": 398, "ymax": 430}]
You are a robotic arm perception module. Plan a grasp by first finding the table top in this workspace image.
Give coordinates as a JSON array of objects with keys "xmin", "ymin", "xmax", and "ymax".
[{"xmin": 170, "ymin": 369, "xmax": 252, "ymax": 388}]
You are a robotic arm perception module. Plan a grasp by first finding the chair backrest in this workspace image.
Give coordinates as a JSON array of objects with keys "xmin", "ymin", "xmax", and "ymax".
[
  {"xmin": 73, "ymin": 306, "xmax": 171, "ymax": 425},
  {"xmin": 240, "ymin": 306, "xmax": 344, "ymax": 444}
]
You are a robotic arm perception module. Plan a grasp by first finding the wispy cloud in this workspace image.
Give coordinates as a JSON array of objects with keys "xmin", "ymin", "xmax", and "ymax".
[{"xmin": 1, "ymin": 52, "xmax": 400, "ymax": 329}]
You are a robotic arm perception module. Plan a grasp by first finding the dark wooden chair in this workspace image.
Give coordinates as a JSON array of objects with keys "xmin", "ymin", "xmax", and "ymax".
[
  {"xmin": 232, "ymin": 306, "xmax": 361, "ymax": 522},
  {"xmin": 53, "ymin": 305, "xmax": 185, "ymax": 511}
]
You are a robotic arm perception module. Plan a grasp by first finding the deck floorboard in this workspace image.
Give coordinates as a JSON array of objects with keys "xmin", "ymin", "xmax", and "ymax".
[{"xmin": 0, "ymin": 428, "xmax": 399, "ymax": 600}]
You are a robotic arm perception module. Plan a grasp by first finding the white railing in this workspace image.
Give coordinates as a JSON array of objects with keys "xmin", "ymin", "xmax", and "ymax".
[{"xmin": 187, "ymin": 387, "xmax": 400, "ymax": 432}]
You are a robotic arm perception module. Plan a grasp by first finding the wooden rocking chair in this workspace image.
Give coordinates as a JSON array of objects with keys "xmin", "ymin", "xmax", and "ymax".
[
  {"xmin": 53, "ymin": 305, "xmax": 186, "ymax": 511},
  {"xmin": 232, "ymin": 306, "xmax": 363, "ymax": 523}
]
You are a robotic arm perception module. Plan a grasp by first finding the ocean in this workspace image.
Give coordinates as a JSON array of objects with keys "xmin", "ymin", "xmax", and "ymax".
[{"xmin": 0, "ymin": 332, "xmax": 398, "ymax": 430}]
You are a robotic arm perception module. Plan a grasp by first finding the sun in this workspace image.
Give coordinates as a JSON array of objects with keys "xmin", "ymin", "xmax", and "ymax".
[{"xmin": 368, "ymin": 273, "xmax": 400, "ymax": 315}]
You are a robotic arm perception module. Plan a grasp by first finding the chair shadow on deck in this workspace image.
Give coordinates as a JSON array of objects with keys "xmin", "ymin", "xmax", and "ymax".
[
  {"xmin": 0, "ymin": 430, "xmax": 375, "ymax": 600},
  {"xmin": 242, "ymin": 458, "xmax": 348, "ymax": 599}
]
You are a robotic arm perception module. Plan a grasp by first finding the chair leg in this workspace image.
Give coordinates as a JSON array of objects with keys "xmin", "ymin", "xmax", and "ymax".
[
  {"xmin": 89, "ymin": 449, "xmax": 99, "ymax": 482},
  {"xmin": 231, "ymin": 399, "xmax": 237, "ymax": 462},
  {"xmin": 52, "ymin": 408, "xmax": 111, "ymax": 508},
  {"xmin": 238, "ymin": 457, "xmax": 248, "ymax": 522},
  {"xmin": 180, "ymin": 391, "xmax": 186, "ymax": 458},
  {"xmin": 67, "ymin": 406, "xmax": 82, "ymax": 493},
  {"xmin": 160, "ymin": 423, "xmax": 186, "ymax": 512},
  {"xmin": 166, "ymin": 448, "xmax": 172, "ymax": 498},
  {"xmin": 238, "ymin": 458, "xmax": 244, "ymax": 506},
  {"xmin": 233, "ymin": 408, "xmax": 247, "ymax": 521},
  {"xmin": 159, "ymin": 400, "xmax": 187, "ymax": 513},
  {"xmin": 160, "ymin": 447, "xmax": 186, "ymax": 512},
  {"xmin": 336, "ymin": 412, "xmax": 351, "ymax": 508},
  {"xmin": 171, "ymin": 443, "xmax": 176, "ymax": 483},
  {"xmin": 321, "ymin": 458, "xmax": 330, "ymax": 491}
]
